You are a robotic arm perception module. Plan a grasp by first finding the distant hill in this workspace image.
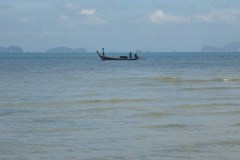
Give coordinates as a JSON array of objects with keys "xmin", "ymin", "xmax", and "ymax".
[
  {"xmin": 0, "ymin": 46, "xmax": 23, "ymax": 53},
  {"xmin": 202, "ymin": 42, "xmax": 240, "ymax": 52},
  {"xmin": 46, "ymin": 47, "xmax": 87, "ymax": 53}
]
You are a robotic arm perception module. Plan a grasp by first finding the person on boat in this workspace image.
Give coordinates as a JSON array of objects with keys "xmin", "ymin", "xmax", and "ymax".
[
  {"xmin": 129, "ymin": 51, "xmax": 132, "ymax": 59},
  {"xmin": 102, "ymin": 48, "xmax": 105, "ymax": 57},
  {"xmin": 134, "ymin": 53, "xmax": 139, "ymax": 59}
]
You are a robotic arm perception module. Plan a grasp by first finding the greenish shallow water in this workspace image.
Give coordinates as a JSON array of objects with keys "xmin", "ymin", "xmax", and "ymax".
[{"xmin": 0, "ymin": 52, "xmax": 240, "ymax": 160}]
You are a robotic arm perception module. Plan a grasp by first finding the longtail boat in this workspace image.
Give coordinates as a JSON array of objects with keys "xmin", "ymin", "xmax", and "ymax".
[{"xmin": 96, "ymin": 48, "xmax": 139, "ymax": 61}]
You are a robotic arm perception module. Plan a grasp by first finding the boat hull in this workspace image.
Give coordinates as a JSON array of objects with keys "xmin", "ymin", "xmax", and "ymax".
[
  {"xmin": 96, "ymin": 50, "xmax": 139, "ymax": 61},
  {"xmin": 100, "ymin": 56, "xmax": 138, "ymax": 60}
]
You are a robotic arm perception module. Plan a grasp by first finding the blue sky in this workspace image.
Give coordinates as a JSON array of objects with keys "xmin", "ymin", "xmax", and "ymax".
[{"xmin": 1, "ymin": 0, "xmax": 240, "ymax": 52}]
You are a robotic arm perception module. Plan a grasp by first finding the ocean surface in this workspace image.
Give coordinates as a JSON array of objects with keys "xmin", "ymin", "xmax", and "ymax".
[{"xmin": 1, "ymin": 52, "xmax": 240, "ymax": 160}]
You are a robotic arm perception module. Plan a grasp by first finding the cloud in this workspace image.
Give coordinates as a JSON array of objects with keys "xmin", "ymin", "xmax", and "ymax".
[
  {"xmin": 80, "ymin": 9, "xmax": 107, "ymax": 25},
  {"xmin": 88, "ymin": 15, "xmax": 107, "ymax": 25},
  {"xmin": 149, "ymin": 9, "xmax": 190, "ymax": 23},
  {"xmin": 79, "ymin": 8, "xmax": 108, "ymax": 25},
  {"xmin": 149, "ymin": 9, "xmax": 240, "ymax": 24},
  {"xmin": 59, "ymin": 3, "xmax": 107, "ymax": 26},
  {"xmin": 80, "ymin": 9, "xmax": 96, "ymax": 15},
  {"xmin": 194, "ymin": 9, "xmax": 240, "ymax": 23},
  {"xmin": 58, "ymin": 15, "xmax": 79, "ymax": 26},
  {"xmin": 59, "ymin": 15, "xmax": 70, "ymax": 21},
  {"xmin": 58, "ymin": 11, "xmax": 107, "ymax": 26},
  {"xmin": 64, "ymin": 2, "xmax": 79, "ymax": 10},
  {"xmin": 17, "ymin": 17, "xmax": 36, "ymax": 24}
]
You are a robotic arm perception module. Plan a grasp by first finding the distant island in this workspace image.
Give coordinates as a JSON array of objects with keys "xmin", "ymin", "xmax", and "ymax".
[
  {"xmin": 2, "ymin": 43, "xmax": 240, "ymax": 53},
  {"xmin": 202, "ymin": 41, "xmax": 240, "ymax": 52},
  {"xmin": 0, "ymin": 46, "xmax": 23, "ymax": 53},
  {"xmin": 46, "ymin": 47, "xmax": 87, "ymax": 53}
]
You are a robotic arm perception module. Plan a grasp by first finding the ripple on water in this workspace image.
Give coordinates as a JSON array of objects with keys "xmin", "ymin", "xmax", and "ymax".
[
  {"xmin": 176, "ymin": 103, "xmax": 240, "ymax": 109},
  {"xmin": 206, "ymin": 110, "xmax": 240, "ymax": 115},
  {"xmin": 136, "ymin": 112, "xmax": 168, "ymax": 118},
  {"xmin": 77, "ymin": 98, "xmax": 156, "ymax": 104},
  {"xmin": 140, "ymin": 124, "xmax": 189, "ymax": 130},
  {"xmin": 150, "ymin": 76, "xmax": 240, "ymax": 84},
  {"xmin": 180, "ymin": 139, "xmax": 240, "ymax": 152},
  {"xmin": 233, "ymin": 123, "xmax": 240, "ymax": 127}
]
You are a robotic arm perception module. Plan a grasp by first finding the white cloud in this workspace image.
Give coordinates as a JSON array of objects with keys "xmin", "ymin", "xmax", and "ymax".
[
  {"xmin": 149, "ymin": 9, "xmax": 240, "ymax": 24},
  {"xmin": 59, "ymin": 4, "xmax": 107, "ymax": 26},
  {"xmin": 17, "ymin": 17, "xmax": 36, "ymax": 24},
  {"xmin": 58, "ymin": 15, "xmax": 79, "ymax": 26},
  {"xmin": 58, "ymin": 12, "xmax": 107, "ymax": 26},
  {"xmin": 80, "ymin": 9, "xmax": 107, "ymax": 25},
  {"xmin": 194, "ymin": 9, "xmax": 240, "ymax": 23},
  {"xmin": 64, "ymin": 2, "xmax": 78, "ymax": 10},
  {"xmin": 59, "ymin": 15, "xmax": 70, "ymax": 21},
  {"xmin": 88, "ymin": 16, "xmax": 107, "ymax": 25},
  {"xmin": 149, "ymin": 9, "xmax": 190, "ymax": 23},
  {"xmin": 80, "ymin": 9, "xmax": 96, "ymax": 15}
]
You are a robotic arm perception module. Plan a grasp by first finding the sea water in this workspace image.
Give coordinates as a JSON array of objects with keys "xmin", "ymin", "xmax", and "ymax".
[{"xmin": 0, "ymin": 52, "xmax": 240, "ymax": 160}]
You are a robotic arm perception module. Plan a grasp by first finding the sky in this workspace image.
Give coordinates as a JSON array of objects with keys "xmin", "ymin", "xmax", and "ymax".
[{"xmin": 1, "ymin": 0, "xmax": 240, "ymax": 52}]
